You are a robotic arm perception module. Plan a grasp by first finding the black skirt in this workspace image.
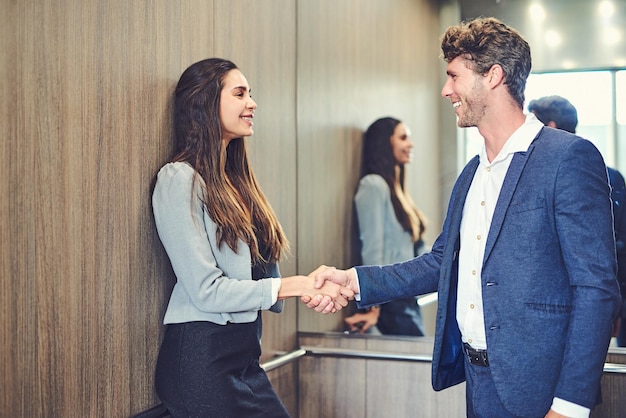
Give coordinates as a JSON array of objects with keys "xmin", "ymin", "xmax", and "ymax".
[{"xmin": 154, "ymin": 316, "xmax": 290, "ymax": 418}]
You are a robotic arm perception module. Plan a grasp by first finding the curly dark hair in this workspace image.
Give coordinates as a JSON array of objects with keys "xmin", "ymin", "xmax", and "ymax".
[{"xmin": 440, "ymin": 17, "xmax": 531, "ymax": 109}]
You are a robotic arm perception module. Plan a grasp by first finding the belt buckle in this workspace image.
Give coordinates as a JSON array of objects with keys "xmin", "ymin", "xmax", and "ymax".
[{"xmin": 464, "ymin": 344, "xmax": 489, "ymax": 367}]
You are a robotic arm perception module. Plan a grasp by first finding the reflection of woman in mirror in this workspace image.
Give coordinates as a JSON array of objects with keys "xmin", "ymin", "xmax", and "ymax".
[{"xmin": 345, "ymin": 117, "xmax": 427, "ymax": 336}]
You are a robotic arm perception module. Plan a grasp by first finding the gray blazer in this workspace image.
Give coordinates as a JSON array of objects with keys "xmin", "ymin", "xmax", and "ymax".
[
  {"xmin": 355, "ymin": 174, "xmax": 415, "ymax": 265},
  {"xmin": 355, "ymin": 127, "xmax": 621, "ymax": 414},
  {"xmin": 153, "ymin": 162, "xmax": 283, "ymax": 325}
]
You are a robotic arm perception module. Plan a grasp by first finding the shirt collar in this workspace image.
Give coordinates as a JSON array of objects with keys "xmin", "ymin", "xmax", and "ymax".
[{"xmin": 479, "ymin": 113, "xmax": 544, "ymax": 166}]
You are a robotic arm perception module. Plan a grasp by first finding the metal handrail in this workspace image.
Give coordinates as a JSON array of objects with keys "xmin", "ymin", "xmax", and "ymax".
[
  {"xmin": 301, "ymin": 345, "xmax": 433, "ymax": 363},
  {"xmin": 603, "ymin": 362, "xmax": 626, "ymax": 374},
  {"xmin": 300, "ymin": 345, "xmax": 626, "ymax": 374},
  {"xmin": 261, "ymin": 348, "xmax": 307, "ymax": 371},
  {"xmin": 131, "ymin": 344, "xmax": 626, "ymax": 416}
]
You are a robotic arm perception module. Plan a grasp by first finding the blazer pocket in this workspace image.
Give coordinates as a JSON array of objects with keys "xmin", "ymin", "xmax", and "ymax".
[
  {"xmin": 525, "ymin": 302, "xmax": 572, "ymax": 315},
  {"xmin": 508, "ymin": 197, "xmax": 545, "ymax": 214}
]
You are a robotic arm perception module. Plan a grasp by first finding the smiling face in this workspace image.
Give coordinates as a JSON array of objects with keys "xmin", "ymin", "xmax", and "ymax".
[
  {"xmin": 390, "ymin": 122, "xmax": 413, "ymax": 165},
  {"xmin": 441, "ymin": 56, "xmax": 488, "ymax": 129},
  {"xmin": 219, "ymin": 69, "xmax": 257, "ymax": 142}
]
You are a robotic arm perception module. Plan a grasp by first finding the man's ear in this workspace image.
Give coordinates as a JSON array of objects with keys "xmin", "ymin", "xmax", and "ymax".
[{"xmin": 487, "ymin": 64, "xmax": 504, "ymax": 88}]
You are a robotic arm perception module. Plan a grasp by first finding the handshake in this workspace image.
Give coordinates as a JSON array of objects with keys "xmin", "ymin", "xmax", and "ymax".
[{"xmin": 296, "ymin": 265, "xmax": 361, "ymax": 314}]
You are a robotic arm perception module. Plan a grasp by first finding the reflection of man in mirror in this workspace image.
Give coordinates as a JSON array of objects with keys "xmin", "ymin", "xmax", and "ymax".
[{"xmin": 529, "ymin": 94, "xmax": 626, "ymax": 348}]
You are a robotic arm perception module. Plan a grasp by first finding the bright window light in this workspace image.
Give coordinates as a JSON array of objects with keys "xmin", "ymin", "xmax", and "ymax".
[
  {"xmin": 459, "ymin": 71, "xmax": 624, "ymax": 170},
  {"xmin": 525, "ymin": 72, "xmax": 612, "ymax": 125},
  {"xmin": 618, "ymin": 71, "xmax": 626, "ymax": 125}
]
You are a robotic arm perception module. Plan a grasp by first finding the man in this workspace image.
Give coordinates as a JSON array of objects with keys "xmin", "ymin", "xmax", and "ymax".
[
  {"xmin": 529, "ymin": 95, "xmax": 626, "ymax": 348},
  {"xmin": 306, "ymin": 17, "xmax": 621, "ymax": 418},
  {"xmin": 527, "ymin": 95, "xmax": 579, "ymax": 134}
]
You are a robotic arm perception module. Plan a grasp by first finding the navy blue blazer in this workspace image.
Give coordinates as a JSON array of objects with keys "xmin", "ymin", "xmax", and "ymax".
[{"xmin": 355, "ymin": 127, "xmax": 621, "ymax": 415}]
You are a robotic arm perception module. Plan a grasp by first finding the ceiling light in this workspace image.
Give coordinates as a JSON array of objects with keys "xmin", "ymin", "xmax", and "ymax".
[
  {"xmin": 545, "ymin": 30, "xmax": 562, "ymax": 47},
  {"xmin": 602, "ymin": 26, "xmax": 622, "ymax": 45},
  {"xmin": 529, "ymin": 3, "xmax": 546, "ymax": 22},
  {"xmin": 599, "ymin": 1, "xmax": 616, "ymax": 18}
]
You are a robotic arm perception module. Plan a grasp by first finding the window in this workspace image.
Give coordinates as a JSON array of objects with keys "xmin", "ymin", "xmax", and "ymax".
[
  {"xmin": 459, "ymin": 70, "xmax": 625, "ymax": 171},
  {"xmin": 617, "ymin": 70, "xmax": 626, "ymax": 169}
]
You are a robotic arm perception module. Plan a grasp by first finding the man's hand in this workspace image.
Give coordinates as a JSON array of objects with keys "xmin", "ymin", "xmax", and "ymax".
[{"xmin": 300, "ymin": 266, "xmax": 359, "ymax": 313}]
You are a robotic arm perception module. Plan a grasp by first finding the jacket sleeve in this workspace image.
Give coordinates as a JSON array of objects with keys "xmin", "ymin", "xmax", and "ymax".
[
  {"xmin": 552, "ymin": 139, "xmax": 621, "ymax": 407},
  {"xmin": 608, "ymin": 167, "xmax": 626, "ymax": 294},
  {"xmin": 153, "ymin": 163, "xmax": 280, "ymax": 317}
]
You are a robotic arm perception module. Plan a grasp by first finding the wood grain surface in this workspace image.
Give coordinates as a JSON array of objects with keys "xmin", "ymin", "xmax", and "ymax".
[{"xmin": 0, "ymin": 0, "xmax": 446, "ymax": 416}]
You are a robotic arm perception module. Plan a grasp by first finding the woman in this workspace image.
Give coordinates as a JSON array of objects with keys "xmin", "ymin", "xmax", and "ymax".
[
  {"xmin": 344, "ymin": 117, "xmax": 427, "ymax": 336},
  {"xmin": 153, "ymin": 58, "xmax": 350, "ymax": 417}
]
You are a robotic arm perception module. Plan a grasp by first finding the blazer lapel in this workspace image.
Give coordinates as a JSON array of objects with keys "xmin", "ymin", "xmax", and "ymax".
[
  {"xmin": 483, "ymin": 149, "xmax": 533, "ymax": 265},
  {"xmin": 450, "ymin": 156, "xmax": 480, "ymax": 238}
]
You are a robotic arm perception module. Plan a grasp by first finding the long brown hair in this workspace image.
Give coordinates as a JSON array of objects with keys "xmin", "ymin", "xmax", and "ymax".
[
  {"xmin": 360, "ymin": 117, "xmax": 425, "ymax": 242},
  {"xmin": 171, "ymin": 58, "xmax": 288, "ymax": 263}
]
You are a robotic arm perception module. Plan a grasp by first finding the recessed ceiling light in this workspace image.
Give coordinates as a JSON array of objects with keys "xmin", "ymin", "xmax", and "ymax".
[
  {"xmin": 599, "ymin": 1, "xmax": 616, "ymax": 18},
  {"xmin": 529, "ymin": 3, "xmax": 546, "ymax": 21},
  {"xmin": 545, "ymin": 30, "xmax": 562, "ymax": 47},
  {"xmin": 602, "ymin": 26, "xmax": 622, "ymax": 45}
]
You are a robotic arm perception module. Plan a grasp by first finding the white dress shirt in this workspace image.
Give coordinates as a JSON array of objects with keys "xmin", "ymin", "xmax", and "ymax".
[{"xmin": 457, "ymin": 115, "xmax": 543, "ymax": 349}]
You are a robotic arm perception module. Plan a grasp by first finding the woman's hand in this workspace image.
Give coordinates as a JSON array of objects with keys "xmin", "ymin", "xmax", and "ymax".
[
  {"xmin": 301, "ymin": 266, "xmax": 359, "ymax": 313},
  {"xmin": 278, "ymin": 270, "xmax": 354, "ymax": 314},
  {"xmin": 344, "ymin": 307, "xmax": 379, "ymax": 333}
]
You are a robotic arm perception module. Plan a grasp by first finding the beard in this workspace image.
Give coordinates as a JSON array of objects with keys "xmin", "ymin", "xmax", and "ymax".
[{"xmin": 458, "ymin": 78, "xmax": 488, "ymax": 128}]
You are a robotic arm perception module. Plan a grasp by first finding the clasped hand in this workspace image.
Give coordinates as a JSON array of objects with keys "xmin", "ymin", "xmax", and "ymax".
[{"xmin": 301, "ymin": 265, "xmax": 360, "ymax": 314}]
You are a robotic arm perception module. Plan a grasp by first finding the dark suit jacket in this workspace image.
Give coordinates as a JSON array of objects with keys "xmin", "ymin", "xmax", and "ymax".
[
  {"xmin": 355, "ymin": 127, "xmax": 621, "ymax": 415},
  {"xmin": 608, "ymin": 167, "xmax": 626, "ymax": 298}
]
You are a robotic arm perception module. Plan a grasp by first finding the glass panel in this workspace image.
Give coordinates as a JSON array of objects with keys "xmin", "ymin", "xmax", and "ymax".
[
  {"xmin": 525, "ymin": 71, "xmax": 613, "ymax": 165},
  {"xmin": 617, "ymin": 71, "xmax": 626, "ymax": 125},
  {"xmin": 460, "ymin": 70, "xmax": 619, "ymax": 170}
]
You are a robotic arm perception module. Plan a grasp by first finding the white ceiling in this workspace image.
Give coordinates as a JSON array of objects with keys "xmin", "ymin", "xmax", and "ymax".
[{"xmin": 460, "ymin": 0, "xmax": 626, "ymax": 72}]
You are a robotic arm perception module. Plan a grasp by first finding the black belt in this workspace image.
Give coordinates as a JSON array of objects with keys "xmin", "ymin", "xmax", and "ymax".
[{"xmin": 463, "ymin": 343, "xmax": 489, "ymax": 367}]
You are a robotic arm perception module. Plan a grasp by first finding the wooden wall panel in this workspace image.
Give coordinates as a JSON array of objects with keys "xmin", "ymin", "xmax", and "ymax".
[
  {"xmin": 1, "ymin": 2, "xmax": 19, "ymax": 416},
  {"xmin": 299, "ymin": 334, "xmax": 368, "ymax": 418},
  {"xmin": 296, "ymin": 0, "xmax": 442, "ymax": 333},
  {"xmin": 213, "ymin": 0, "xmax": 299, "ymax": 362},
  {"xmin": 213, "ymin": 1, "xmax": 299, "ymax": 414},
  {"xmin": 298, "ymin": 333, "xmax": 466, "ymax": 418},
  {"xmin": 591, "ymin": 349, "xmax": 626, "ymax": 418},
  {"xmin": 0, "ymin": 0, "xmax": 300, "ymax": 416},
  {"xmin": 1, "ymin": 0, "xmax": 448, "ymax": 416}
]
